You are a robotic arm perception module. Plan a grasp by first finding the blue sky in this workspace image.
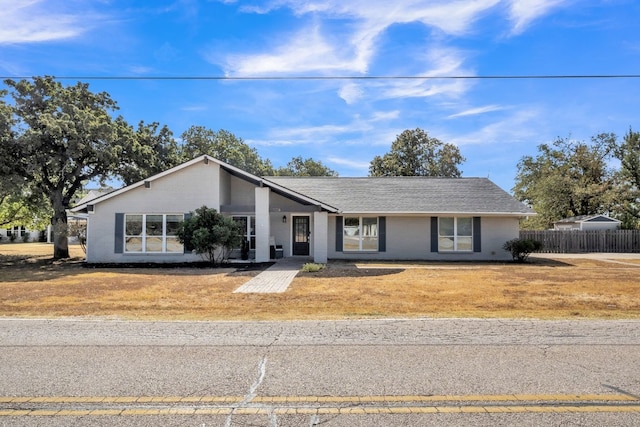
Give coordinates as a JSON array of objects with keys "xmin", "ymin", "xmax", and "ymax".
[{"xmin": 1, "ymin": 0, "xmax": 639, "ymax": 192}]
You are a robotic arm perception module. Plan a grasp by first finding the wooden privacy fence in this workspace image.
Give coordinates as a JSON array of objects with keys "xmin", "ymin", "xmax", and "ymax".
[{"xmin": 520, "ymin": 230, "xmax": 640, "ymax": 253}]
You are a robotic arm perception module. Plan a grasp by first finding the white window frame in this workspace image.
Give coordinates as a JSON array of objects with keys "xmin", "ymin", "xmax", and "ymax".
[
  {"xmin": 232, "ymin": 215, "xmax": 256, "ymax": 250},
  {"xmin": 124, "ymin": 213, "xmax": 183, "ymax": 254},
  {"xmin": 438, "ymin": 217, "xmax": 473, "ymax": 252},
  {"xmin": 343, "ymin": 216, "xmax": 379, "ymax": 252}
]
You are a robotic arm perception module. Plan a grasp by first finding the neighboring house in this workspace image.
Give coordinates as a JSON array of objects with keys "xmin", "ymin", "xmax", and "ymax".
[
  {"xmin": 2, "ymin": 225, "xmax": 41, "ymax": 242},
  {"xmin": 71, "ymin": 155, "xmax": 535, "ymax": 263},
  {"xmin": 553, "ymin": 215, "xmax": 621, "ymax": 231}
]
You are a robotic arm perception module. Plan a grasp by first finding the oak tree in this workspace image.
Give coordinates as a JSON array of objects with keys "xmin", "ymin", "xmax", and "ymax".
[
  {"xmin": 4, "ymin": 76, "xmax": 131, "ymax": 258},
  {"xmin": 369, "ymin": 128, "xmax": 464, "ymax": 177},
  {"xmin": 275, "ymin": 156, "xmax": 338, "ymax": 176},
  {"xmin": 179, "ymin": 126, "xmax": 274, "ymax": 176},
  {"xmin": 513, "ymin": 134, "xmax": 616, "ymax": 230}
]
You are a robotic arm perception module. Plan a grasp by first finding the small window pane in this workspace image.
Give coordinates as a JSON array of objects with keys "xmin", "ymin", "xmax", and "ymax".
[
  {"xmin": 439, "ymin": 236, "xmax": 454, "ymax": 251},
  {"xmin": 146, "ymin": 236, "xmax": 163, "ymax": 252},
  {"xmin": 125, "ymin": 237, "xmax": 142, "ymax": 252},
  {"xmin": 343, "ymin": 217, "xmax": 360, "ymax": 251},
  {"xmin": 344, "ymin": 217, "xmax": 359, "ymax": 237},
  {"xmin": 458, "ymin": 218, "xmax": 473, "ymax": 236},
  {"xmin": 126, "ymin": 215, "xmax": 142, "ymax": 236},
  {"xmin": 439, "ymin": 217, "xmax": 454, "ymax": 236},
  {"xmin": 146, "ymin": 215, "xmax": 163, "ymax": 236},
  {"xmin": 457, "ymin": 237, "xmax": 473, "ymax": 251},
  {"xmin": 166, "ymin": 237, "xmax": 183, "ymax": 253},
  {"xmin": 166, "ymin": 215, "xmax": 182, "ymax": 236},
  {"xmin": 362, "ymin": 217, "xmax": 378, "ymax": 251}
]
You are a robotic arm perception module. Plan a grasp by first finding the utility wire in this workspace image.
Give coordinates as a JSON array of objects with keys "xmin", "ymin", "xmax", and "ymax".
[{"xmin": 2, "ymin": 74, "xmax": 640, "ymax": 81}]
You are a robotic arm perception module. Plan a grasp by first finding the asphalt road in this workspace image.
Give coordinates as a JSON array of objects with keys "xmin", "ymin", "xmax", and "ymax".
[{"xmin": 1, "ymin": 318, "xmax": 639, "ymax": 426}]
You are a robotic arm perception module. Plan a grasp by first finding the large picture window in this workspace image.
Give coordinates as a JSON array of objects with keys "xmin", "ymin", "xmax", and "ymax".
[
  {"xmin": 343, "ymin": 216, "xmax": 378, "ymax": 251},
  {"xmin": 124, "ymin": 214, "xmax": 183, "ymax": 253},
  {"xmin": 438, "ymin": 217, "xmax": 473, "ymax": 252}
]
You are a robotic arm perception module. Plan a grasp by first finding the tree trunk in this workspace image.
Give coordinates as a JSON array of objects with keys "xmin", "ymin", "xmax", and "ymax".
[{"xmin": 51, "ymin": 197, "xmax": 70, "ymax": 260}]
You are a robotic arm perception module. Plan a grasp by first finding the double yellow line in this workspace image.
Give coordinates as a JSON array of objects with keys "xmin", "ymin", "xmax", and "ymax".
[{"xmin": 1, "ymin": 393, "xmax": 638, "ymax": 417}]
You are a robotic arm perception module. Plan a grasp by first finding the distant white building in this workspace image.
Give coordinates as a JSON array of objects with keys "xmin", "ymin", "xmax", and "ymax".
[
  {"xmin": 553, "ymin": 215, "xmax": 621, "ymax": 231},
  {"xmin": 2, "ymin": 225, "xmax": 42, "ymax": 242}
]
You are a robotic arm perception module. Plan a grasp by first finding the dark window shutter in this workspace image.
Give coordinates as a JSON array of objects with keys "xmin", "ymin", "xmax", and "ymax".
[
  {"xmin": 430, "ymin": 217, "xmax": 438, "ymax": 252},
  {"xmin": 183, "ymin": 213, "xmax": 192, "ymax": 253},
  {"xmin": 114, "ymin": 213, "xmax": 124, "ymax": 253},
  {"xmin": 335, "ymin": 216, "xmax": 343, "ymax": 252},
  {"xmin": 378, "ymin": 216, "xmax": 386, "ymax": 252},
  {"xmin": 473, "ymin": 216, "xmax": 482, "ymax": 253}
]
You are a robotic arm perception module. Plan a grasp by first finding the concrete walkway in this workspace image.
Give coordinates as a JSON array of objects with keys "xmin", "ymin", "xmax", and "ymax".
[{"xmin": 233, "ymin": 257, "xmax": 310, "ymax": 293}]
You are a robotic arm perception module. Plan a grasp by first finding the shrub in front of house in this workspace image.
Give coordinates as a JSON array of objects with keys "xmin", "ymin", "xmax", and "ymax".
[
  {"xmin": 503, "ymin": 238, "xmax": 543, "ymax": 263},
  {"xmin": 301, "ymin": 263, "xmax": 325, "ymax": 272}
]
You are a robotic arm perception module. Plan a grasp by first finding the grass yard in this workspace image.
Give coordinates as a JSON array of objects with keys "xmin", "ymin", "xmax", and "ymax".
[{"xmin": 1, "ymin": 243, "xmax": 639, "ymax": 320}]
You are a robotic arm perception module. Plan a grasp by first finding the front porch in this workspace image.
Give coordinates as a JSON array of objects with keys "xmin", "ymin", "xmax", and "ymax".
[{"xmin": 221, "ymin": 186, "xmax": 330, "ymax": 264}]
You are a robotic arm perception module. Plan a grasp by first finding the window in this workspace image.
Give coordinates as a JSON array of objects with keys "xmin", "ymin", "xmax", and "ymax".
[
  {"xmin": 343, "ymin": 216, "xmax": 378, "ymax": 251},
  {"xmin": 124, "ymin": 214, "xmax": 183, "ymax": 253},
  {"xmin": 233, "ymin": 216, "xmax": 256, "ymax": 249},
  {"xmin": 438, "ymin": 217, "xmax": 473, "ymax": 252}
]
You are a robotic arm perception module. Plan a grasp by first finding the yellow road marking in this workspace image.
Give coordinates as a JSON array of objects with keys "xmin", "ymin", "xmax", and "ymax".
[
  {"xmin": 1, "ymin": 393, "xmax": 638, "ymax": 416},
  {"xmin": 1, "ymin": 393, "xmax": 635, "ymax": 404}
]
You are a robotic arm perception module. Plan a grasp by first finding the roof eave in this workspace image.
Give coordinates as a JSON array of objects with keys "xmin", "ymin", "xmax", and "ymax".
[{"xmin": 333, "ymin": 211, "xmax": 537, "ymax": 216}]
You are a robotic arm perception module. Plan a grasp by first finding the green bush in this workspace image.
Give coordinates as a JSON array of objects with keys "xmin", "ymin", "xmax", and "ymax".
[
  {"xmin": 503, "ymin": 238, "xmax": 543, "ymax": 263},
  {"xmin": 177, "ymin": 206, "xmax": 243, "ymax": 266},
  {"xmin": 301, "ymin": 263, "xmax": 324, "ymax": 273}
]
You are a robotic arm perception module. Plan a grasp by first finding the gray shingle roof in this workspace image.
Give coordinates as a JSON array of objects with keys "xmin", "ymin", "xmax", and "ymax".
[{"xmin": 264, "ymin": 176, "xmax": 534, "ymax": 215}]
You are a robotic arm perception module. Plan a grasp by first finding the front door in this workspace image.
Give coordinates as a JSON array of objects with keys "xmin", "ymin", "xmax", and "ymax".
[{"xmin": 292, "ymin": 216, "xmax": 310, "ymax": 256}]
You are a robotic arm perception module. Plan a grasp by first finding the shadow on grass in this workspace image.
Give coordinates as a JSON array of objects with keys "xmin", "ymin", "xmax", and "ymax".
[
  {"xmin": 299, "ymin": 263, "xmax": 406, "ymax": 278},
  {"xmin": 0, "ymin": 251, "xmax": 575, "ymax": 284},
  {"xmin": 298, "ymin": 257, "xmax": 574, "ymax": 279},
  {"xmin": 0, "ymin": 253, "xmax": 274, "ymax": 283}
]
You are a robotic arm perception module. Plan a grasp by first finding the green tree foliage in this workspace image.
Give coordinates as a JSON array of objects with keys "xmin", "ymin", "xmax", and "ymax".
[
  {"xmin": 179, "ymin": 126, "xmax": 274, "ymax": 175},
  {"xmin": 611, "ymin": 129, "xmax": 640, "ymax": 228},
  {"xmin": 369, "ymin": 128, "xmax": 465, "ymax": 177},
  {"xmin": 513, "ymin": 134, "xmax": 617, "ymax": 230},
  {"xmin": 275, "ymin": 156, "xmax": 338, "ymax": 176},
  {"xmin": 0, "ymin": 93, "xmax": 51, "ymax": 229},
  {"xmin": 177, "ymin": 206, "xmax": 243, "ymax": 266},
  {"xmin": 118, "ymin": 121, "xmax": 181, "ymax": 185},
  {"xmin": 3, "ymin": 76, "xmax": 131, "ymax": 258}
]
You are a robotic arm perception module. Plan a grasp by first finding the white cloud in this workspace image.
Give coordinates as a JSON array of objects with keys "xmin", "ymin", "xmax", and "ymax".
[
  {"xmin": 224, "ymin": 25, "xmax": 369, "ymax": 75},
  {"xmin": 0, "ymin": 0, "xmax": 88, "ymax": 44},
  {"xmin": 446, "ymin": 108, "xmax": 542, "ymax": 146},
  {"xmin": 507, "ymin": 0, "xmax": 567, "ymax": 34},
  {"xmin": 380, "ymin": 47, "xmax": 474, "ymax": 99},
  {"xmin": 338, "ymin": 83, "xmax": 364, "ymax": 104},
  {"xmin": 371, "ymin": 110, "xmax": 400, "ymax": 121},
  {"xmin": 251, "ymin": 110, "xmax": 400, "ymax": 147},
  {"xmin": 447, "ymin": 105, "xmax": 507, "ymax": 118},
  {"xmin": 327, "ymin": 156, "xmax": 370, "ymax": 170},
  {"xmin": 220, "ymin": 0, "xmax": 503, "ymax": 77}
]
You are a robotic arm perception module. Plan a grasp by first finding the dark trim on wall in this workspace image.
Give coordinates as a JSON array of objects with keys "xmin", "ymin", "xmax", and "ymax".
[
  {"xmin": 114, "ymin": 213, "xmax": 124, "ymax": 254},
  {"xmin": 430, "ymin": 217, "xmax": 438, "ymax": 252},
  {"xmin": 473, "ymin": 216, "xmax": 482, "ymax": 253},
  {"xmin": 335, "ymin": 216, "xmax": 343, "ymax": 252},
  {"xmin": 378, "ymin": 216, "xmax": 386, "ymax": 252}
]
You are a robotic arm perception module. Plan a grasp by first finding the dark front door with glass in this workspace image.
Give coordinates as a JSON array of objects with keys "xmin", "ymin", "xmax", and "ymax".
[{"xmin": 292, "ymin": 216, "xmax": 310, "ymax": 256}]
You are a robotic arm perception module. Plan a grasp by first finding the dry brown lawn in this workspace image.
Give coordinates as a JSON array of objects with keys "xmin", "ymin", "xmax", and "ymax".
[{"xmin": 1, "ymin": 243, "xmax": 639, "ymax": 320}]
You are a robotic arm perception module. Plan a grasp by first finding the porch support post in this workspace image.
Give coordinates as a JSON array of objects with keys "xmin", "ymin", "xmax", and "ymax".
[
  {"xmin": 255, "ymin": 186, "xmax": 271, "ymax": 262},
  {"xmin": 313, "ymin": 211, "xmax": 328, "ymax": 263}
]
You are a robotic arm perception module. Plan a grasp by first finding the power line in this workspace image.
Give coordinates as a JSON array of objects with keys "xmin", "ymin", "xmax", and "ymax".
[{"xmin": 2, "ymin": 74, "xmax": 640, "ymax": 81}]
